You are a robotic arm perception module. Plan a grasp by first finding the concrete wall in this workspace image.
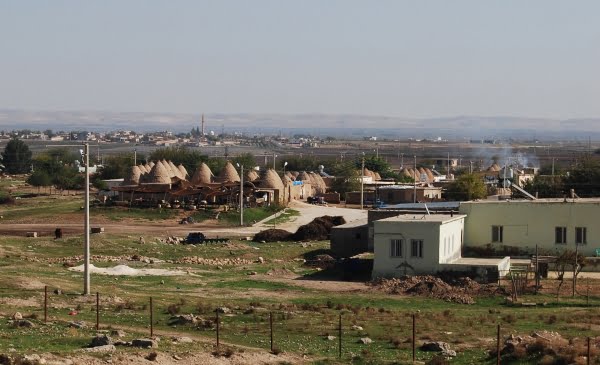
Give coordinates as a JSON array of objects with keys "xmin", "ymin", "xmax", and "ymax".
[
  {"xmin": 330, "ymin": 223, "xmax": 369, "ymax": 258},
  {"xmin": 372, "ymin": 216, "xmax": 465, "ymax": 277},
  {"xmin": 459, "ymin": 201, "xmax": 600, "ymax": 256}
]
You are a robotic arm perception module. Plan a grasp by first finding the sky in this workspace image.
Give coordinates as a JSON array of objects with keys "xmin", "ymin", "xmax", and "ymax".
[{"xmin": 1, "ymin": 1, "xmax": 599, "ymax": 119}]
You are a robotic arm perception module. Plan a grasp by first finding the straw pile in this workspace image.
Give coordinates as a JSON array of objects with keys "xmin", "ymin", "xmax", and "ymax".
[
  {"xmin": 218, "ymin": 162, "xmax": 240, "ymax": 183},
  {"xmin": 190, "ymin": 162, "xmax": 213, "ymax": 184}
]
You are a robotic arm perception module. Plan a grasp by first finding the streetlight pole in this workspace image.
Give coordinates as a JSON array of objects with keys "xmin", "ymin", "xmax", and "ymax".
[
  {"xmin": 239, "ymin": 165, "xmax": 244, "ymax": 226},
  {"xmin": 413, "ymin": 155, "xmax": 417, "ymax": 203},
  {"xmin": 134, "ymin": 148, "xmax": 137, "ymax": 166},
  {"xmin": 83, "ymin": 143, "xmax": 90, "ymax": 295},
  {"xmin": 360, "ymin": 154, "xmax": 365, "ymax": 210}
]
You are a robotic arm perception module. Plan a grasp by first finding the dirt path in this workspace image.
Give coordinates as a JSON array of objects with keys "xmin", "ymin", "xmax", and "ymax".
[{"xmin": 0, "ymin": 201, "xmax": 367, "ymax": 238}]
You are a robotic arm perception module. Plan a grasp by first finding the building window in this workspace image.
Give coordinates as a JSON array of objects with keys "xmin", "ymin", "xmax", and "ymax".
[
  {"xmin": 411, "ymin": 239, "xmax": 424, "ymax": 258},
  {"xmin": 575, "ymin": 227, "xmax": 587, "ymax": 245},
  {"xmin": 492, "ymin": 226, "xmax": 503, "ymax": 243},
  {"xmin": 555, "ymin": 227, "xmax": 567, "ymax": 244},
  {"xmin": 390, "ymin": 239, "xmax": 403, "ymax": 257}
]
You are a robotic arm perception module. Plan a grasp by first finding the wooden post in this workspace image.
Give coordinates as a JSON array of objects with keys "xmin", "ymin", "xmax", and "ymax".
[
  {"xmin": 497, "ymin": 324, "xmax": 501, "ymax": 365},
  {"xmin": 535, "ymin": 244, "xmax": 539, "ymax": 294},
  {"xmin": 149, "ymin": 297, "xmax": 153, "ymax": 337},
  {"xmin": 44, "ymin": 286, "xmax": 48, "ymax": 323},
  {"xmin": 573, "ymin": 244, "xmax": 579, "ymax": 297},
  {"xmin": 216, "ymin": 310, "xmax": 220, "ymax": 350},
  {"xmin": 270, "ymin": 312, "xmax": 274, "ymax": 353},
  {"xmin": 96, "ymin": 292, "xmax": 100, "ymax": 331},
  {"xmin": 412, "ymin": 314, "xmax": 416, "ymax": 363},
  {"xmin": 338, "ymin": 314, "xmax": 342, "ymax": 359}
]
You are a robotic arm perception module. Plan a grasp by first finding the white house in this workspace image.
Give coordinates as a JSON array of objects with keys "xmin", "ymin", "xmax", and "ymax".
[{"xmin": 372, "ymin": 214, "xmax": 510, "ymax": 281}]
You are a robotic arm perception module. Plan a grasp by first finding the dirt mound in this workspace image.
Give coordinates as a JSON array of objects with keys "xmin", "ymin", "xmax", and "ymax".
[
  {"xmin": 292, "ymin": 215, "xmax": 346, "ymax": 241},
  {"xmin": 253, "ymin": 215, "xmax": 346, "ymax": 242},
  {"xmin": 370, "ymin": 275, "xmax": 506, "ymax": 304},
  {"xmin": 253, "ymin": 229, "xmax": 293, "ymax": 242}
]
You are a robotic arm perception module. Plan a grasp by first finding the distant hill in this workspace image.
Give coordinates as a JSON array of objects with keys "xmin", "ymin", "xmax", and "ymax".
[{"xmin": 1, "ymin": 109, "xmax": 598, "ymax": 140}]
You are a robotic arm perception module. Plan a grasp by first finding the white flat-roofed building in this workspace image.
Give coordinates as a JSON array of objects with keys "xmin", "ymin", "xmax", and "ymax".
[{"xmin": 372, "ymin": 214, "xmax": 510, "ymax": 281}]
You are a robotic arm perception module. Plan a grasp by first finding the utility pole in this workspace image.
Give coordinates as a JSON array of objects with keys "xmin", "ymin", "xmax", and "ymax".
[
  {"xmin": 134, "ymin": 148, "xmax": 137, "ymax": 166},
  {"xmin": 83, "ymin": 143, "xmax": 90, "ymax": 295},
  {"xmin": 239, "ymin": 164, "xmax": 244, "ymax": 226},
  {"xmin": 552, "ymin": 158, "xmax": 555, "ymax": 176},
  {"xmin": 273, "ymin": 153, "xmax": 277, "ymax": 170},
  {"xmin": 401, "ymin": 153, "xmax": 404, "ymax": 169},
  {"xmin": 413, "ymin": 155, "xmax": 417, "ymax": 203},
  {"xmin": 360, "ymin": 155, "xmax": 365, "ymax": 210}
]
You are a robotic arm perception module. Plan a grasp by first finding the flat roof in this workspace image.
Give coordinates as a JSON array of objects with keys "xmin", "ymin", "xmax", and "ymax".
[
  {"xmin": 332, "ymin": 219, "xmax": 368, "ymax": 229},
  {"xmin": 461, "ymin": 198, "xmax": 600, "ymax": 204},
  {"xmin": 379, "ymin": 202, "xmax": 460, "ymax": 210},
  {"xmin": 449, "ymin": 257, "xmax": 509, "ymax": 266},
  {"xmin": 378, "ymin": 214, "xmax": 466, "ymax": 223}
]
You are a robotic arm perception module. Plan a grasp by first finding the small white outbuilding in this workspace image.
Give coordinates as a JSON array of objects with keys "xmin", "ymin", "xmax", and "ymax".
[{"xmin": 372, "ymin": 214, "xmax": 510, "ymax": 281}]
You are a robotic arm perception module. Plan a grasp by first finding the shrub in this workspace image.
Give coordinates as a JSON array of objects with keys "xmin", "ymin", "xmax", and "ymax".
[{"xmin": 167, "ymin": 304, "xmax": 181, "ymax": 316}]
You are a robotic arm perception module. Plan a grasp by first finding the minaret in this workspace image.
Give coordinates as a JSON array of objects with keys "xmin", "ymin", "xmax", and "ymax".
[{"xmin": 201, "ymin": 114, "xmax": 205, "ymax": 136}]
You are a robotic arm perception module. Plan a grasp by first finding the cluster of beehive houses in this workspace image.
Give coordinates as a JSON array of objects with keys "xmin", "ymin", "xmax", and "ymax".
[{"xmin": 111, "ymin": 160, "xmax": 330, "ymax": 208}]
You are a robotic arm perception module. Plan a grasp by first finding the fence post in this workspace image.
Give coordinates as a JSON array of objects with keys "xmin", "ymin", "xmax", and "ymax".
[
  {"xmin": 338, "ymin": 314, "xmax": 342, "ymax": 359},
  {"xmin": 497, "ymin": 324, "xmax": 501, "ymax": 365},
  {"xmin": 44, "ymin": 286, "xmax": 48, "ymax": 323},
  {"xmin": 412, "ymin": 314, "xmax": 416, "ymax": 363},
  {"xmin": 149, "ymin": 297, "xmax": 153, "ymax": 337},
  {"xmin": 96, "ymin": 292, "xmax": 100, "ymax": 331},
  {"xmin": 216, "ymin": 310, "xmax": 220, "ymax": 350},
  {"xmin": 270, "ymin": 312, "xmax": 274, "ymax": 353}
]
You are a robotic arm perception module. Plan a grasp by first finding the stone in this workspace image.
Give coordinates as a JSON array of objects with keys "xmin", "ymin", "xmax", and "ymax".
[
  {"xmin": 351, "ymin": 325, "xmax": 363, "ymax": 331},
  {"xmin": 90, "ymin": 334, "xmax": 113, "ymax": 347},
  {"xmin": 68, "ymin": 321, "xmax": 86, "ymax": 329},
  {"xmin": 168, "ymin": 314, "xmax": 198, "ymax": 326},
  {"xmin": 359, "ymin": 337, "xmax": 373, "ymax": 345},
  {"xmin": 326, "ymin": 335, "xmax": 336, "ymax": 341},
  {"xmin": 23, "ymin": 354, "xmax": 46, "ymax": 364},
  {"xmin": 82, "ymin": 345, "xmax": 116, "ymax": 353},
  {"xmin": 172, "ymin": 336, "xmax": 193, "ymax": 343},
  {"xmin": 216, "ymin": 307, "xmax": 231, "ymax": 314},
  {"xmin": 131, "ymin": 338, "xmax": 158, "ymax": 348},
  {"xmin": 110, "ymin": 329, "xmax": 126, "ymax": 338},
  {"xmin": 12, "ymin": 312, "xmax": 23, "ymax": 320},
  {"xmin": 247, "ymin": 271, "xmax": 257, "ymax": 275},
  {"xmin": 53, "ymin": 289, "xmax": 62, "ymax": 295},
  {"xmin": 14, "ymin": 320, "xmax": 35, "ymax": 328},
  {"xmin": 420, "ymin": 341, "xmax": 452, "ymax": 354},
  {"xmin": 257, "ymin": 257, "xmax": 265, "ymax": 264},
  {"xmin": 173, "ymin": 355, "xmax": 182, "ymax": 360}
]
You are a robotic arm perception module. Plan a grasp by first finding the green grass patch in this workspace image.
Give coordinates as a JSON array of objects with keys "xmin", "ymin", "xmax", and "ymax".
[
  {"xmin": 92, "ymin": 206, "xmax": 176, "ymax": 221},
  {"xmin": 264, "ymin": 209, "xmax": 300, "ymax": 225}
]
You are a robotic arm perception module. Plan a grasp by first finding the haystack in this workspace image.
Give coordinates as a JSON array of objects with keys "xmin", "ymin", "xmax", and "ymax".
[
  {"xmin": 122, "ymin": 165, "xmax": 142, "ymax": 186},
  {"xmin": 146, "ymin": 161, "xmax": 172, "ymax": 184},
  {"xmin": 177, "ymin": 164, "xmax": 189, "ymax": 180},
  {"xmin": 218, "ymin": 162, "xmax": 240, "ymax": 183},
  {"xmin": 191, "ymin": 162, "xmax": 213, "ymax": 184}
]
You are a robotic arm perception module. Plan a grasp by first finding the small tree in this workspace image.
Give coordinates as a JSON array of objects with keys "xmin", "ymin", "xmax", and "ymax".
[
  {"xmin": 27, "ymin": 170, "xmax": 52, "ymax": 193},
  {"xmin": 444, "ymin": 173, "xmax": 487, "ymax": 201},
  {"xmin": 1, "ymin": 138, "xmax": 32, "ymax": 174}
]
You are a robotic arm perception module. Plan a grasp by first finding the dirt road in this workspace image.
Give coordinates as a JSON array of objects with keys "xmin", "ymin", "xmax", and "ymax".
[{"xmin": 0, "ymin": 201, "xmax": 367, "ymax": 237}]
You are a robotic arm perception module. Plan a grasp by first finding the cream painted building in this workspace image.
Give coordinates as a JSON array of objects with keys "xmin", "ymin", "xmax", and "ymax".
[
  {"xmin": 372, "ymin": 214, "xmax": 510, "ymax": 280},
  {"xmin": 459, "ymin": 199, "xmax": 600, "ymax": 256}
]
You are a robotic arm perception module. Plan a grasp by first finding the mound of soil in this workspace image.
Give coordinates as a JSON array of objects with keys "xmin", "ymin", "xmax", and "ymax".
[
  {"xmin": 370, "ymin": 275, "xmax": 505, "ymax": 304},
  {"xmin": 253, "ymin": 229, "xmax": 293, "ymax": 242},
  {"xmin": 253, "ymin": 215, "xmax": 346, "ymax": 242},
  {"xmin": 292, "ymin": 215, "xmax": 346, "ymax": 241}
]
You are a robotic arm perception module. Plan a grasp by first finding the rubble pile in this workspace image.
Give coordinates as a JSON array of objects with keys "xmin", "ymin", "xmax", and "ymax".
[
  {"xmin": 25, "ymin": 254, "xmax": 162, "ymax": 264},
  {"xmin": 370, "ymin": 275, "xmax": 506, "ymax": 304},
  {"xmin": 174, "ymin": 256, "xmax": 253, "ymax": 266}
]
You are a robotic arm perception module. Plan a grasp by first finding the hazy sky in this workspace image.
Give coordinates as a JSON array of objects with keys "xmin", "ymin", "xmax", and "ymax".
[{"xmin": 1, "ymin": 1, "xmax": 599, "ymax": 119}]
